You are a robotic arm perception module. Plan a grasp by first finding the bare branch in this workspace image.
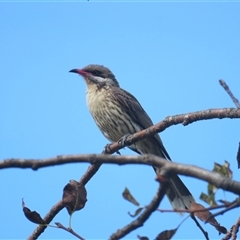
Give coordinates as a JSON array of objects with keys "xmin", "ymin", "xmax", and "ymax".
[
  {"xmin": 109, "ymin": 183, "xmax": 167, "ymax": 240},
  {"xmin": 25, "ymin": 153, "xmax": 239, "ymax": 239},
  {"xmin": 219, "ymin": 80, "xmax": 240, "ymax": 108},
  {"xmin": 55, "ymin": 222, "xmax": 85, "ymax": 240},
  {"xmin": 157, "ymin": 199, "xmax": 239, "ymax": 214},
  {"xmin": 3, "ymin": 154, "xmax": 240, "ymax": 196},
  {"xmin": 13, "ymin": 107, "xmax": 239, "ymax": 239},
  {"xmin": 2, "ymin": 107, "xmax": 240, "ymax": 171},
  {"xmin": 205, "ymin": 198, "xmax": 240, "ymax": 222},
  {"xmin": 190, "ymin": 214, "xmax": 209, "ymax": 240},
  {"xmin": 222, "ymin": 217, "xmax": 240, "ymax": 240},
  {"xmin": 107, "ymin": 107, "xmax": 240, "ymax": 155},
  {"xmin": 78, "ymin": 163, "xmax": 102, "ymax": 185}
]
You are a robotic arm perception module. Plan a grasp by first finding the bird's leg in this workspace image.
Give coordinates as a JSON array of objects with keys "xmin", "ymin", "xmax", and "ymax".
[{"xmin": 118, "ymin": 133, "xmax": 131, "ymax": 147}]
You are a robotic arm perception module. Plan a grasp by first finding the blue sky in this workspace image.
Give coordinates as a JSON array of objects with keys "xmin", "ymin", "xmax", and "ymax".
[{"xmin": 1, "ymin": 2, "xmax": 240, "ymax": 240}]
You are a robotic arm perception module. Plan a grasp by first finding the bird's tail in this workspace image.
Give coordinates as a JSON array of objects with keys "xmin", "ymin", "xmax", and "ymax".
[
  {"xmin": 131, "ymin": 136, "xmax": 195, "ymax": 210},
  {"xmin": 166, "ymin": 174, "xmax": 195, "ymax": 210}
]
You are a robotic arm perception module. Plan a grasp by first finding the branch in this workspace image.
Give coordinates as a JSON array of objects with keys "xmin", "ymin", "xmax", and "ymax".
[
  {"xmin": 78, "ymin": 163, "xmax": 102, "ymax": 186},
  {"xmin": 55, "ymin": 222, "xmax": 85, "ymax": 240},
  {"xmin": 5, "ymin": 154, "xmax": 240, "ymax": 196},
  {"xmin": 219, "ymin": 80, "xmax": 240, "ymax": 108},
  {"xmin": 191, "ymin": 214, "xmax": 209, "ymax": 240},
  {"xmin": 105, "ymin": 107, "xmax": 240, "ymax": 155},
  {"xmin": 205, "ymin": 198, "xmax": 240, "ymax": 222},
  {"xmin": 28, "ymin": 200, "xmax": 64, "ymax": 240},
  {"xmin": 25, "ymin": 154, "xmax": 240, "ymax": 239},
  {"xmin": 109, "ymin": 183, "xmax": 167, "ymax": 240},
  {"xmin": 12, "ymin": 107, "xmax": 239, "ymax": 239},
  {"xmin": 222, "ymin": 217, "xmax": 240, "ymax": 240},
  {"xmin": 157, "ymin": 200, "xmax": 238, "ymax": 214},
  {"xmin": 2, "ymin": 108, "xmax": 240, "ymax": 171}
]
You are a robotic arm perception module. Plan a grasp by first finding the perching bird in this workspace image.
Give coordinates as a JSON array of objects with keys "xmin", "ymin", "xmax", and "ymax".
[{"xmin": 69, "ymin": 64, "xmax": 195, "ymax": 210}]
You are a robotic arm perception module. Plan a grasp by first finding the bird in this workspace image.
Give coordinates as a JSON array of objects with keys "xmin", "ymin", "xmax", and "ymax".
[{"xmin": 69, "ymin": 64, "xmax": 195, "ymax": 210}]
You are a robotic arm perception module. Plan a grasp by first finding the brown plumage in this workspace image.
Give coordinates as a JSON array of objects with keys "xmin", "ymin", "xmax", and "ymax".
[{"xmin": 69, "ymin": 64, "xmax": 195, "ymax": 210}]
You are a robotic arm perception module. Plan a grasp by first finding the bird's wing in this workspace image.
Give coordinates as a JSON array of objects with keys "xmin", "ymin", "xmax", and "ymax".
[{"xmin": 111, "ymin": 86, "xmax": 171, "ymax": 160}]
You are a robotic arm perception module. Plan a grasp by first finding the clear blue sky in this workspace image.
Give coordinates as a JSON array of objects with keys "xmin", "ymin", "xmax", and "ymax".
[{"xmin": 1, "ymin": 2, "xmax": 240, "ymax": 240}]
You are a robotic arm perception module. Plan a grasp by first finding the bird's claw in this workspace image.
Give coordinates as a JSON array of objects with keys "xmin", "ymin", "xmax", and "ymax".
[{"xmin": 118, "ymin": 133, "xmax": 131, "ymax": 147}]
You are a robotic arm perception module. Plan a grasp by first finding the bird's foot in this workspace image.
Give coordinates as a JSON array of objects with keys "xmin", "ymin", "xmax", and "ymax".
[
  {"xmin": 118, "ymin": 133, "xmax": 131, "ymax": 147},
  {"xmin": 102, "ymin": 143, "xmax": 121, "ymax": 155}
]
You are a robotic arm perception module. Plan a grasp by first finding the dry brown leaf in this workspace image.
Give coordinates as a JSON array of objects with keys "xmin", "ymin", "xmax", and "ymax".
[
  {"xmin": 155, "ymin": 228, "xmax": 177, "ymax": 240},
  {"xmin": 137, "ymin": 235, "xmax": 149, "ymax": 240},
  {"xmin": 22, "ymin": 198, "xmax": 45, "ymax": 224},
  {"xmin": 122, "ymin": 187, "xmax": 140, "ymax": 206},
  {"xmin": 213, "ymin": 161, "xmax": 232, "ymax": 178},
  {"xmin": 190, "ymin": 202, "xmax": 227, "ymax": 234},
  {"xmin": 62, "ymin": 180, "xmax": 87, "ymax": 215},
  {"xmin": 128, "ymin": 207, "xmax": 143, "ymax": 217}
]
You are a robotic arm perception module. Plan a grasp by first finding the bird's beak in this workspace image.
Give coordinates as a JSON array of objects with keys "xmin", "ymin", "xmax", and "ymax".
[{"xmin": 69, "ymin": 69, "xmax": 90, "ymax": 77}]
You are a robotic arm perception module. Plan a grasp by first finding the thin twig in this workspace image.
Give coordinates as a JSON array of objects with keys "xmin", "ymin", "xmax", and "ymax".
[
  {"xmin": 157, "ymin": 200, "xmax": 235, "ymax": 214},
  {"xmin": 191, "ymin": 214, "xmax": 209, "ymax": 240},
  {"xmin": 55, "ymin": 222, "xmax": 85, "ymax": 240},
  {"xmin": 205, "ymin": 198, "xmax": 240, "ymax": 223},
  {"xmin": 219, "ymin": 80, "xmax": 240, "ymax": 108},
  {"xmin": 27, "ymin": 201, "xmax": 65, "ymax": 240}
]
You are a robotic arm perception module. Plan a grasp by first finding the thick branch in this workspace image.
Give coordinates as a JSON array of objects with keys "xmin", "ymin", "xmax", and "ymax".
[
  {"xmin": 4, "ymin": 154, "xmax": 240, "ymax": 196},
  {"xmin": 2, "ymin": 108, "xmax": 240, "ymax": 171},
  {"xmin": 108, "ymin": 107, "xmax": 240, "ymax": 154}
]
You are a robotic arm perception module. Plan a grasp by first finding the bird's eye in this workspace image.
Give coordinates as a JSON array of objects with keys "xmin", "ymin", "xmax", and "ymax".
[
  {"xmin": 93, "ymin": 71, "xmax": 104, "ymax": 78},
  {"xmin": 92, "ymin": 70, "xmax": 99, "ymax": 76}
]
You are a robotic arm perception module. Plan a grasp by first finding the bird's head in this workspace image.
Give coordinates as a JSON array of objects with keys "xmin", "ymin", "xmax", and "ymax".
[{"xmin": 69, "ymin": 64, "xmax": 120, "ymax": 88}]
